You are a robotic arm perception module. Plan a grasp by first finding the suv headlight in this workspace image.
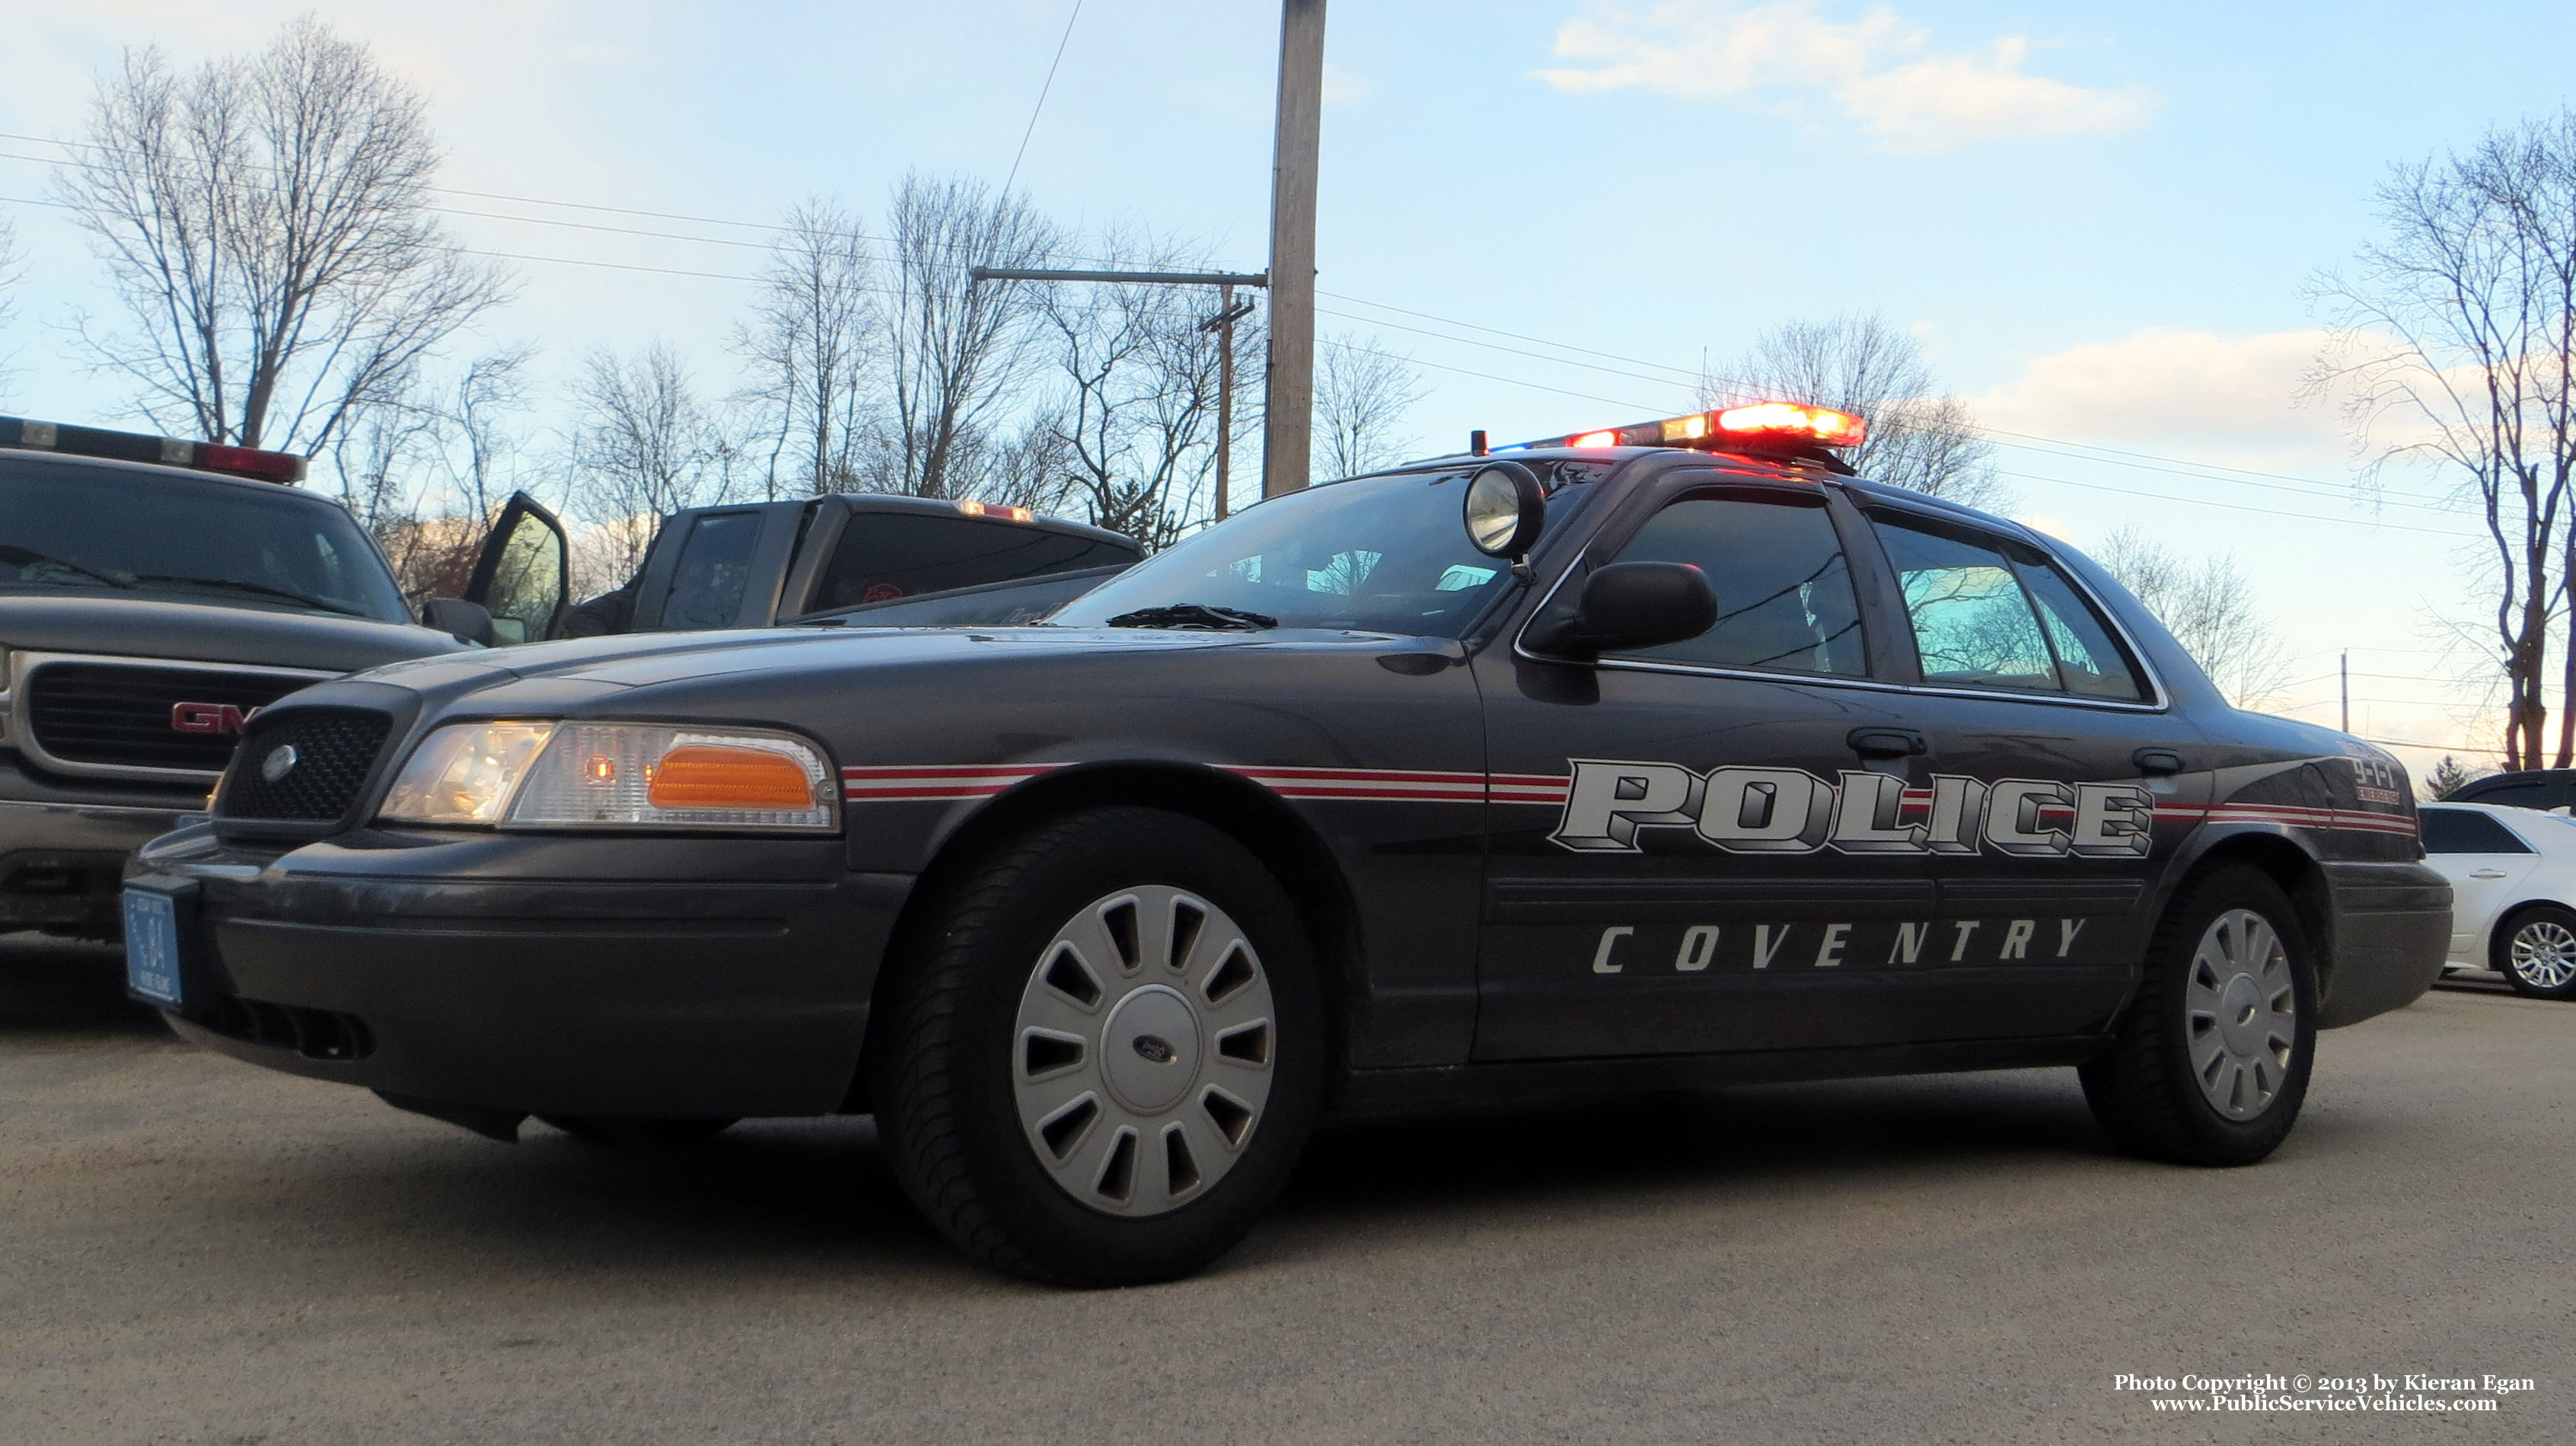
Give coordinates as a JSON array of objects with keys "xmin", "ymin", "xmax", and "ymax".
[{"xmin": 379, "ymin": 721, "xmax": 839, "ymax": 832}]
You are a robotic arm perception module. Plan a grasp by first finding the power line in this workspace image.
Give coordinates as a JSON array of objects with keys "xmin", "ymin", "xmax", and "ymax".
[
  {"xmin": 0, "ymin": 132, "xmax": 2519, "ymax": 531},
  {"xmin": 1003, "ymin": 0, "xmax": 1086, "ymax": 200}
]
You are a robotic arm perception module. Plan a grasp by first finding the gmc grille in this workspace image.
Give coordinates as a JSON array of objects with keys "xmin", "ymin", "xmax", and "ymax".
[
  {"xmin": 218, "ymin": 708, "xmax": 394, "ymax": 822},
  {"xmin": 24, "ymin": 662, "xmax": 311, "ymax": 774}
]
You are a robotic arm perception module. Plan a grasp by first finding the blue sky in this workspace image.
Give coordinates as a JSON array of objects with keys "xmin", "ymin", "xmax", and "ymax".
[{"xmin": 7, "ymin": 2, "xmax": 2576, "ymax": 771}]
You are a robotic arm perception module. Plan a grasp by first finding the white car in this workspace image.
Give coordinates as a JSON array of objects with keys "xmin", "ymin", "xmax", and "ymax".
[{"xmin": 2419, "ymin": 802, "xmax": 2576, "ymax": 1000}]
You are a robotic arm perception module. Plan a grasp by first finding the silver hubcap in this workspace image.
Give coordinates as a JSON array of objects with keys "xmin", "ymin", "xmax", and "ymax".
[
  {"xmin": 1012, "ymin": 886, "xmax": 1275, "ymax": 1218},
  {"xmin": 2508, "ymin": 918, "xmax": 2576, "ymax": 989},
  {"xmin": 2185, "ymin": 908, "xmax": 2297, "ymax": 1122}
]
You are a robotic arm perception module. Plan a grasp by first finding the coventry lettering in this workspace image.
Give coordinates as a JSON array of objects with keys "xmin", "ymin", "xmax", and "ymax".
[
  {"xmin": 1588, "ymin": 917, "xmax": 2095, "ymax": 973},
  {"xmin": 1552, "ymin": 759, "xmax": 2155, "ymax": 859}
]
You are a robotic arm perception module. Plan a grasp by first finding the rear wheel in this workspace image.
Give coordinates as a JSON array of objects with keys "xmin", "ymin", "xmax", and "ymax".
[
  {"xmin": 2492, "ymin": 905, "xmax": 2576, "ymax": 1001},
  {"xmin": 871, "ymin": 806, "xmax": 1323, "ymax": 1286},
  {"xmin": 2080, "ymin": 865, "xmax": 2316, "ymax": 1166}
]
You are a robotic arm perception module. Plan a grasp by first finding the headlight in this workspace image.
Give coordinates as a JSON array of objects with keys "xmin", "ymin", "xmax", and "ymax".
[{"xmin": 379, "ymin": 721, "xmax": 838, "ymax": 832}]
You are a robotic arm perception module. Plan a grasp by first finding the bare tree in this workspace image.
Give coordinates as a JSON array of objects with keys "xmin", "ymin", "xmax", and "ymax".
[
  {"xmin": 2309, "ymin": 110, "xmax": 2576, "ymax": 769},
  {"xmin": 1313, "ymin": 333, "xmax": 1426, "ymax": 481},
  {"xmin": 2096, "ymin": 527, "xmax": 2292, "ymax": 708},
  {"xmin": 55, "ymin": 18, "xmax": 509, "ymax": 453},
  {"xmin": 1033, "ymin": 238, "xmax": 1252, "ymax": 548},
  {"xmin": 0, "ymin": 212, "xmax": 23, "ymax": 397},
  {"xmin": 1704, "ymin": 312, "xmax": 2008, "ymax": 509},
  {"xmin": 875, "ymin": 173, "xmax": 1056, "ymax": 499},
  {"xmin": 566, "ymin": 345, "xmax": 741, "ymax": 577},
  {"xmin": 323, "ymin": 348, "xmax": 534, "ymax": 600},
  {"xmin": 737, "ymin": 198, "xmax": 875, "ymax": 499}
]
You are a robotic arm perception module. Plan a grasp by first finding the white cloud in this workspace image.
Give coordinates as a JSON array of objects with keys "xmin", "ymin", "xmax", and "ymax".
[
  {"xmin": 1535, "ymin": 2, "xmax": 2157, "ymax": 154},
  {"xmin": 1969, "ymin": 327, "xmax": 2346, "ymax": 461}
]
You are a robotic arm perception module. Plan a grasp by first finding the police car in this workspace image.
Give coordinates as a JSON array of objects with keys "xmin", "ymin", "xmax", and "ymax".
[{"xmin": 125, "ymin": 401, "xmax": 2450, "ymax": 1285}]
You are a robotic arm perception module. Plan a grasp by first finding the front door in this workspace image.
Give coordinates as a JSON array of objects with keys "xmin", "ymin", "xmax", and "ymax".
[
  {"xmin": 1474, "ymin": 479, "xmax": 1940, "ymax": 1059},
  {"xmin": 462, "ymin": 492, "xmax": 570, "ymax": 645}
]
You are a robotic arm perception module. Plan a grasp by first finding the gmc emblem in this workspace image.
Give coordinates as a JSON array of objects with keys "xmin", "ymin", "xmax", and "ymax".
[{"xmin": 171, "ymin": 702, "xmax": 252, "ymax": 735}]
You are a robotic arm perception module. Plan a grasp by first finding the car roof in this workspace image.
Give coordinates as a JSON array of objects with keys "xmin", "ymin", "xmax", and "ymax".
[{"xmin": 824, "ymin": 492, "xmax": 1140, "ymax": 551}]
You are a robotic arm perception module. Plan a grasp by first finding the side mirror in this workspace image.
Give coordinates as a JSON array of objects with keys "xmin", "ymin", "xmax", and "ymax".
[
  {"xmin": 420, "ymin": 595, "xmax": 496, "ymax": 646},
  {"xmin": 1462, "ymin": 461, "xmax": 1545, "ymax": 563},
  {"xmin": 1527, "ymin": 562, "xmax": 1718, "ymax": 656}
]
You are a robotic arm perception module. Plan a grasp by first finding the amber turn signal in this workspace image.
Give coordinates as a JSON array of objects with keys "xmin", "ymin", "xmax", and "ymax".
[{"xmin": 646, "ymin": 745, "xmax": 819, "ymax": 810}]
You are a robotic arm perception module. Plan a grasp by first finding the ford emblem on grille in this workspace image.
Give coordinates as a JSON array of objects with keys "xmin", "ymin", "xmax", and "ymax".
[{"xmin": 260, "ymin": 744, "xmax": 301, "ymax": 783}]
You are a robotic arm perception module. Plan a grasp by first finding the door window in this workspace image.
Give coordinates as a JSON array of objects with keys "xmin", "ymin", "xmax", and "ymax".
[
  {"xmin": 1874, "ymin": 516, "xmax": 2144, "ymax": 700},
  {"xmin": 474, "ymin": 501, "xmax": 567, "ymax": 644},
  {"xmin": 2420, "ymin": 809, "xmax": 2535, "ymax": 854},
  {"xmin": 1601, "ymin": 493, "xmax": 1867, "ymax": 676},
  {"xmin": 659, "ymin": 512, "xmax": 765, "ymax": 629}
]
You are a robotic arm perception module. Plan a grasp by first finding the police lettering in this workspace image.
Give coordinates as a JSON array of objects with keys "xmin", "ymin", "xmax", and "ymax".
[{"xmin": 1551, "ymin": 759, "xmax": 2154, "ymax": 859}]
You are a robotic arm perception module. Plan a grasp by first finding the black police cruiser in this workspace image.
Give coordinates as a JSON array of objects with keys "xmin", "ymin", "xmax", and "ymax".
[{"xmin": 127, "ymin": 400, "xmax": 2450, "ymax": 1285}]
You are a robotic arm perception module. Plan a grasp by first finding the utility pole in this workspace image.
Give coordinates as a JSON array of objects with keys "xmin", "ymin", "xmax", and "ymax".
[
  {"xmin": 1262, "ymin": 0, "xmax": 1325, "ymax": 500},
  {"xmin": 1200, "ymin": 285, "xmax": 1256, "ymax": 519},
  {"xmin": 2341, "ymin": 650, "xmax": 2350, "ymax": 733}
]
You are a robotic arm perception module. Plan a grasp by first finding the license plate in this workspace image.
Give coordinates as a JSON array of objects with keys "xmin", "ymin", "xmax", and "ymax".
[{"xmin": 123, "ymin": 888, "xmax": 187, "ymax": 1007}]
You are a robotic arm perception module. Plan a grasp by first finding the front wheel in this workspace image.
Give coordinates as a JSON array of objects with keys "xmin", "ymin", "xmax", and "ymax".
[
  {"xmin": 2492, "ymin": 905, "xmax": 2576, "ymax": 1000},
  {"xmin": 2080, "ymin": 865, "xmax": 2316, "ymax": 1166},
  {"xmin": 870, "ymin": 806, "xmax": 1324, "ymax": 1286}
]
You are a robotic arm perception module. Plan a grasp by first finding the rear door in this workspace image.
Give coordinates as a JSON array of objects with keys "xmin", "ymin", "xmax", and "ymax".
[
  {"xmin": 1854, "ymin": 506, "xmax": 2201, "ymax": 1036},
  {"xmin": 1473, "ymin": 474, "xmax": 1941, "ymax": 1059},
  {"xmin": 461, "ymin": 492, "xmax": 570, "ymax": 644},
  {"xmin": 628, "ymin": 502, "xmax": 805, "ymax": 632},
  {"xmin": 2418, "ymin": 806, "xmax": 2540, "ymax": 961}
]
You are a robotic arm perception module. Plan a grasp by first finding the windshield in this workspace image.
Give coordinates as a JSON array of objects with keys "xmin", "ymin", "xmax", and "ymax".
[
  {"xmin": 0, "ymin": 458, "xmax": 410, "ymax": 622},
  {"xmin": 1054, "ymin": 470, "xmax": 1587, "ymax": 637}
]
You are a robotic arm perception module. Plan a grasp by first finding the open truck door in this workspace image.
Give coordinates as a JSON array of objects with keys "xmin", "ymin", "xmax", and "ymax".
[{"xmin": 424, "ymin": 492, "xmax": 569, "ymax": 646}]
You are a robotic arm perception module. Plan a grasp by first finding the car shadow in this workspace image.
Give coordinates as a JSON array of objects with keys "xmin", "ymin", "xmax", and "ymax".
[{"xmin": 0, "ymin": 930, "xmax": 167, "ymax": 1035}]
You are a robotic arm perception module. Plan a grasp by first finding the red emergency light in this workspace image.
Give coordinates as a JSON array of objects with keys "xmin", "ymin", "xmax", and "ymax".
[
  {"xmin": 1507, "ymin": 401, "xmax": 1867, "ymax": 458},
  {"xmin": 0, "ymin": 415, "xmax": 309, "ymax": 483}
]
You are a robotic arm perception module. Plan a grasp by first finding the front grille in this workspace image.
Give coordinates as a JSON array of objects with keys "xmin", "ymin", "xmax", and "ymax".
[
  {"xmin": 24, "ymin": 662, "xmax": 311, "ymax": 773},
  {"xmin": 218, "ymin": 707, "xmax": 394, "ymax": 822}
]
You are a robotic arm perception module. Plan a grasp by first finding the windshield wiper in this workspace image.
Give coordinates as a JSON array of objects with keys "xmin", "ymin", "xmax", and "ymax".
[
  {"xmin": 134, "ymin": 573, "xmax": 373, "ymax": 619},
  {"xmin": 1104, "ymin": 604, "xmax": 1279, "ymax": 632},
  {"xmin": 0, "ymin": 544, "xmax": 137, "ymax": 589}
]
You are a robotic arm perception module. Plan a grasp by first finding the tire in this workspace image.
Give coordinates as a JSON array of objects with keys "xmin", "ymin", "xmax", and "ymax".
[
  {"xmin": 537, "ymin": 1115, "xmax": 738, "ymax": 1146},
  {"xmin": 870, "ymin": 806, "xmax": 1325, "ymax": 1287},
  {"xmin": 2491, "ymin": 905, "xmax": 2576, "ymax": 1001},
  {"xmin": 2080, "ymin": 864, "xmax": 2317, "ymax": 1167}
]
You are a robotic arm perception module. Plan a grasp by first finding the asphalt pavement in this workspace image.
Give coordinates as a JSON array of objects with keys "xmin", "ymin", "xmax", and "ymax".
[{"xmin": 2, "ymin": 932, "xmax": 2566, "ymax": 1445}]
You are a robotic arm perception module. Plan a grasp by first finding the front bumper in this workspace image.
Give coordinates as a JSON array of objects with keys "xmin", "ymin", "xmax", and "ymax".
[
  {"xmin": 1, "ymin": 761, "xmax": 204, "ymax": 931},
  {"xmin": 2316, "ymin": 860, "xmax": 2451, "ymax": 1028},
  {"xmin": 132, "ymin": 824, "xmax": 912, "ymax": 1118}
]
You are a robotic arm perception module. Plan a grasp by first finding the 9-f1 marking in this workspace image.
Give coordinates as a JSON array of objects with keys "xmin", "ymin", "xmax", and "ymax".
[{"xmin": 1551, "ymin": 759, "xmax": 2154, "ymax": 859}]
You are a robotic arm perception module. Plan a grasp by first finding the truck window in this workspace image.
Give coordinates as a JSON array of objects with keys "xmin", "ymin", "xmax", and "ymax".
[
  {"xmin": 811, "ymin": 513, "xmax": 1136, "ymax": 613},
  {"xmin": 0, "ymin": 458, "xmax": 409, "ymax": 622},
  {"xmin": 659, "ymin": 512, "xmax": 765, "ymax": 629}
]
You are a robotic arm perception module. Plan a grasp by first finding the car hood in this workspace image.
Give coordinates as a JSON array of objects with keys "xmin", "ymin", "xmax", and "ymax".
[
  {"xmin": 0, "ymin": 592, "xmax": 469, "ymax": 672},
  {"xmin": 356, "ymin": 623, "xmax": 1392, "ymax": 699}
]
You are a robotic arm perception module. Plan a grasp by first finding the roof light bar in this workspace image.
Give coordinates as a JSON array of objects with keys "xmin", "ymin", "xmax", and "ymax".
[
  {"xmin": 1506, "ymin": 401, "xmax": 1867, "ymax": 458},
  {"xmin": 0, "ymin": 415, "xmax": 309, "ymax": 484}
]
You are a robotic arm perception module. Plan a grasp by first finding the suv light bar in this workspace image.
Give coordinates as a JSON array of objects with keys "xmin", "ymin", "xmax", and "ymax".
[
  {"xmin": 0, "ymin": 416, "xmax": 308, "ymax": 484},
  {"xmin": 1505, "ymin": 401, "xmax": 1867, "ymax": 458}
]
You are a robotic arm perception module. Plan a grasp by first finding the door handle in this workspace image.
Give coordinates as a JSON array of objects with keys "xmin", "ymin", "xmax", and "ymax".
[
  {"xmin": 1848, "ymin": 726, "xmax": 1927, "ymax": 759},
  {"xmin": 2470, "ymin": 868, "xmax": 2508, "ymax": 879},
  {"xmin": 2132, "ymin": 747, "xmax": 2185, "ymax": 776}
]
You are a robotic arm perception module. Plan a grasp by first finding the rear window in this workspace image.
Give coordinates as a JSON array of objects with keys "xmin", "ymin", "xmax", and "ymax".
[
  {"xmin": 2419, "ymin": 809, "xmax": 2534, "ymax": 854},
  {"xmin": 811, "ymin": 513, "xmax": 1137, "ymax": 614}
]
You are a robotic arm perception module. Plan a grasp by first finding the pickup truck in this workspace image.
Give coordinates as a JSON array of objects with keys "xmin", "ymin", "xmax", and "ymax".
[{"xmin": 0, "ymin": 414, "xmax": 1139, "ymax": 938}]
